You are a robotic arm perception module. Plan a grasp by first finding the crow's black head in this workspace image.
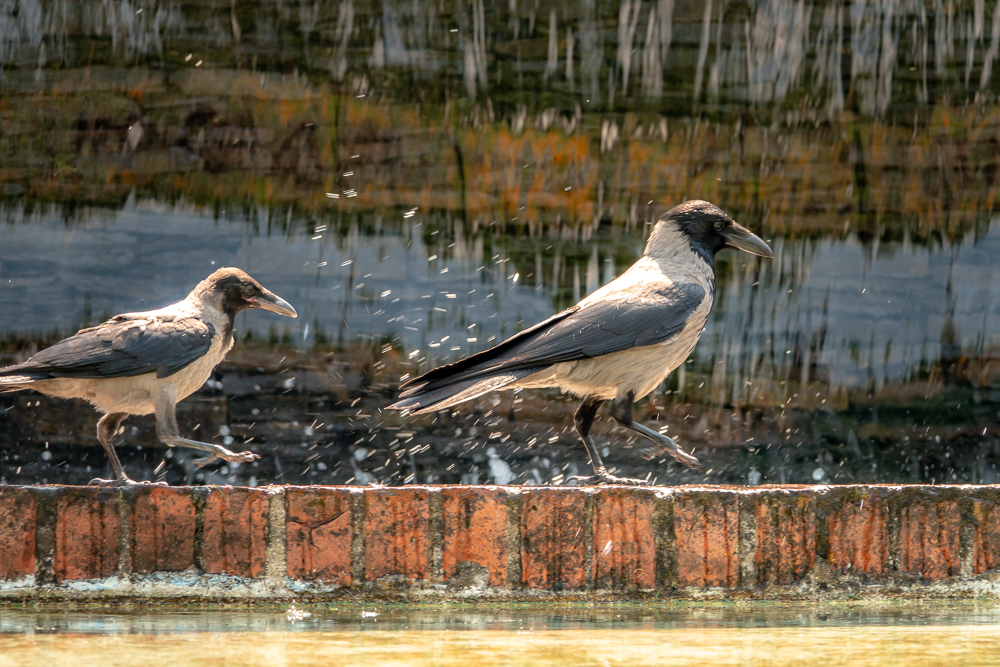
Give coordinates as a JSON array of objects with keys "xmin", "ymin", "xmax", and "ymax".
[
  {"xmin": 654, "ymin": 200, "xmax": 773, "ymax": 265},
  {"xmin": 197, "ymin": 268, "xmax": 298, "ymax": 319}
]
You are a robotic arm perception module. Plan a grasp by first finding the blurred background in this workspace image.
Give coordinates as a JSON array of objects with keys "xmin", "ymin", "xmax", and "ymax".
[{"xmin": 0, "ymin": 0, "xmax": 998, "ymax": 487}]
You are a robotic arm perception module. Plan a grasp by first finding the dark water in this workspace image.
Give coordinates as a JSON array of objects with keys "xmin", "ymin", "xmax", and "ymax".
[
  {"xmin": 2, "ymin": 605, "xmax": 1000, "ymax": 666},
  {"xmin": 1, "ymin": 0, "xmax": 999, "ymax": 487}
]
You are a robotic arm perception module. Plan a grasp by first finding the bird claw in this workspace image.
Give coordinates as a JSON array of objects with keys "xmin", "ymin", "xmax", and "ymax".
[
  {"xmin": 89, "ymin": 477, "xmax": 168, "ymax": 487},
  {"xmin": 210, "ymin": 448, "xmax": 260, "ymax": 464},
  {"xmin": 671, "ymin": 449, "xmax": 702, "ymax": 471},
  {"xmin": 652, "ymin": 436, "xmax": 702, "ymax": 471},
  {"xmin": 225, "ymin": 450, "xmax": 260, "ymax": 463},
  {"xmin": 569, "ymin": 470, "xmax": 649, "ymax": 486}
]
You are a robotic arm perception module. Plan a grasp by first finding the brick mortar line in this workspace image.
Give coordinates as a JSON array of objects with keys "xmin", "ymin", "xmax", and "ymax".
[
  {"xmin": 192, "ymin": 488, "xmax": 208, "ymax": 573},
  {"xmin": 427, "ymin": 488, "xmax": 444, "ymax": 584},
  {"xmin": 959, "ymin": 495, "xmax": 975, "ymax": 578},
  {"xmin": 116, "ymin": 489, "xmax": 133, "ymax": 579},
  {"xmin": 33, "ymin": 488, "xmax": 58, "ymax": 586},
  {"xmin": 653, "ymin": 491, "xmax": 676, "ymax": 590},
  {"xmin": 264, "ymin": 486, "xmax": 286, "ymax": 583},
  {"xmin": 506, "ymin": 489, "xmax": 524, "ymax": 589},
  {"xmin": 349, "ymin": 489, "xmax": 365, "ymax": 585},
  {"xmin": 738, "ymin": 492, "xmax": 756, "ymax": 587}
]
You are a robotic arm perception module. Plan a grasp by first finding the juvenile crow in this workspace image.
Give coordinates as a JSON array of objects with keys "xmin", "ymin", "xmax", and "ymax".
[
  {"xmin": 389, "ymin": 200, "xmax": 772, "ymax": 485},
  {"xmin": 0, "ymin": 268, "xmax": 297, "ymax": 485}
]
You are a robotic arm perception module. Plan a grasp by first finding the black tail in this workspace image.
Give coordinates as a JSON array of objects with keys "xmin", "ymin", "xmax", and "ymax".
[
  {"xmin": 388, "ymin": 307, "xmax": 580, "ymax": 414},
  {"xmin": 389, "ymin": 368, "xmax": 541, "ymax": 414}
]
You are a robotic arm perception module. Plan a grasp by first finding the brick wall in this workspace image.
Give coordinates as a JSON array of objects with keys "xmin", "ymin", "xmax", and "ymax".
[{"xmin": 2, "ymin": 484, "xmax": 1000, "ymax": 600}]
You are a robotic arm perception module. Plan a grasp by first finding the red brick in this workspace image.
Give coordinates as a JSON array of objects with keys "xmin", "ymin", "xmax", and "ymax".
[
  {"xmin": 131, "ymin": 487, "xmax": 196, "ymax": 574},
  {"xmin": 755, "ymin": 491, "xmax": 816, "ymax": 585},
  {"xmin": 0, "ymin": 488, "xmax": 36, "ymax": 580},
  {"xmin": 899, "ymin": 498, "xmax": 960, "ymax": 580},
  {"xmin": 286, "ymin": 487, "xmax": 353, "ymax": 585},
  {"xmin": 828, "ymin": 494, "xmax": 887, "ymax": 574},
  {"xmin": 971, "ymin": 499, "xmax": 1000, "ymax": 576},
  {"xmin": 201, "ymin": 487, "xmax": 268, "ymax": 578},
  {"xmin": 520, "ymin": 488, "xmax": 586, "ymax": 589},
  {"xmin": 54, "ymin": 490, "xmax": 121, "ymax": 582},
  {"xmin": 592, "ymin": 488, "xmax": 655, "ymax": 589},
  {"xmin": 364, "ymin": 487, "xmax": 430, "ymax": 582},
  {"xmin": 674, "ymin": 492, "xmax": 739, "ymax": 588},
  {"xmin": 442, "ymin": 487, "xmax": 508, "ymax": 587}
]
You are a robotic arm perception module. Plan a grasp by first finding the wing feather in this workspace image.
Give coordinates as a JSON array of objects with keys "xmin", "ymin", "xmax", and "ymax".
[
  {"xmin": 0, "ymin": 317, "xmax": 215, "ymax": 381},
  {"xmin": 397, "ymin": 282, "xmax": 706, "ymax": 399}
]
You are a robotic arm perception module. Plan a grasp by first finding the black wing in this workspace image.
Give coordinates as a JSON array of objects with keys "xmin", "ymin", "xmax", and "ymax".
[
  {"xmin": 399, "ymin": 282, "xmax": 706, "ymax": 396},
  {"xmin": 3, "ymin": 318, "xmax": 215, "ymax": 380}
]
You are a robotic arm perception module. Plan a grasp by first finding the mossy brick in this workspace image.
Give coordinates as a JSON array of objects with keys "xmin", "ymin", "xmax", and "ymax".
[
  {"xmin": 754, "ymin": 490, "xmax": 816, "ymax": 585},
  {"xmin": 970, "ymin": 497, "xmax": 1000, "ymax": 576},
  {"xmin": 53, "ymin": 489, "xmax": 121, "ymax": 582},
  {"xmin": 286, "ymin": 487, "xmax": 354, "ymax": 585},
  {"xmin": 442, "ymin": 487, "xmax": 508, "ymax": 587},
  {"xmin": 0, "ymin": 487, "xmax": 36, "ymax": 580},
  {"xmin": 827, "ymin": 490, "xmax": 888, "ymax": 575},
  {"xmin": 520, "ymin": 488, "xmax": 587, "ymax": 589},
  {"xmin": 131, "ymin": 487, "xmax": 196, "ymax": 574},
  {"xmin": 364, "ymin": 487, "xmax": 430, "ymax": 582},
  {"xmin": 592, "ymin": 487, "xmax": 656, "ymax": 589},
  {"xmin": 899, "ymin": 496, "xmax": 960, "ymax": 580},
  {"xmin": 201, "ymin": 487, "xmax": 268, "ymax": 578},
  {"xmin": 674, "ymin": 491, "xmax": 739, "ymax": 588}
]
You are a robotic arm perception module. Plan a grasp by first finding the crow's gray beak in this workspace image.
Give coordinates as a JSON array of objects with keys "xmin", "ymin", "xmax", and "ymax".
[
  {"xmin": 724, "ymin": 222, "xmax": 773, "ymax": 258},
  {"xmin": 252, "ymin": 290, "xmax": 298, "ymax": 318}
]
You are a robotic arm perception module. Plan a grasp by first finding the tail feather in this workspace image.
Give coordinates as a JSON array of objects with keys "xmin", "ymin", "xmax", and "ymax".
[
  {"xmin": 0, "ymin": 374, "xmax": 34, "ymax": 393},
  {"xmin": 389, "ymin": 368, "xmax": 539, "ymax": 414}
]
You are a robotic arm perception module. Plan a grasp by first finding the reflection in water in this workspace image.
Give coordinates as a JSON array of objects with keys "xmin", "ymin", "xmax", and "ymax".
[
  {"xmin": 3, "ymin": 0, "xmax": 1000, "ymax": 114},
  {"xmin": 1, "ymin": 0, "xmax": 999, "ymax": 486}
]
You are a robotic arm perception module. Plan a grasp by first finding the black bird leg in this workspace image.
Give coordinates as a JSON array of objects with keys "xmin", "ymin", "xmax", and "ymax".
[
  {"xmin": 610, "ymin": 392, "xmax": 701, "ymax": 471},
  {"xmin": 154, "ymin": 394, "xmax": 260, "ymax": 466},
  {"xmin": 90, "ymin": 412, "xmax": 166, "ymax": 486},
  {"xmin": 569, "ymin": 396, "xmax": 649, "ymax": 486}
]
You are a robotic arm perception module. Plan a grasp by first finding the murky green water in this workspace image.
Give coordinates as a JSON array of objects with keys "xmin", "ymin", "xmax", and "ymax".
[
  {"xmin": 1, "ymin": 0, "xmax": 999, "ymax": 488},
  {"xmin": 2, "ymin": 605, "xmax": 1000, "ymax": 666}
]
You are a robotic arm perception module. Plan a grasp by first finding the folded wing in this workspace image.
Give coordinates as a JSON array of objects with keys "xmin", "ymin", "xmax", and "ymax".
[
  {"xmin": 391, "ymin": 282, "xmax": 706, "ymax": 411},
  {"xmin": 0, "ymin": 317, "xmax": 215, "ymax": 382}
]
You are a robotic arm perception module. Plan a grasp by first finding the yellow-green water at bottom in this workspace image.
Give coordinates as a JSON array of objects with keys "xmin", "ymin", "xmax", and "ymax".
[{"xmin": 1, "ymin": 625, "xmax": 998, "ymax": 667}]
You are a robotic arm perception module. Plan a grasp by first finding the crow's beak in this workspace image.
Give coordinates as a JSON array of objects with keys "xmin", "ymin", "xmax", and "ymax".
[
  {"xmin": 724, "ymin": 222, "xmax": 773, "ymax": 258},
  {"xmin": 252, "ymin": 289, "xmax": 298, "ymax": 318}
]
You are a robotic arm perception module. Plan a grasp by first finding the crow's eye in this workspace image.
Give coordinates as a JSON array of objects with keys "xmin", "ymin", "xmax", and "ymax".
[
  {"xmin": 713, "ymin": 220, "xmax": 725, "ymax": 231},
  {"xmin": 242, "ymin": 284, "xmax": 255, "ymax": 297}
]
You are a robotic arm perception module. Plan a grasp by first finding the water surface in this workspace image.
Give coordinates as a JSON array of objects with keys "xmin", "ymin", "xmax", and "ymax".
[{"xmin": 2, "ymin": 605, "xmax": 999, "ymax": 666}]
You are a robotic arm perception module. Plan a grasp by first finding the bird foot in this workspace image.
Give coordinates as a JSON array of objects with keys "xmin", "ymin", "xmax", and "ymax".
[
  {"xmin": 89, "ymin": 477, "xmax": 169, "ymax": 487},
  {"xmin": 648, "ymin": 434, "xmax": 702, "ymax": 470},
  {"xmin": 213, "ymin": 448, "xmax": 260, "ymax": 464},
  {"xmin": 670, "ymin": 448, "xmax": 702, "ymax": 471},
  {"xmin": 569, "ymin": 470, "xmax": 649, "ymax": 486}
]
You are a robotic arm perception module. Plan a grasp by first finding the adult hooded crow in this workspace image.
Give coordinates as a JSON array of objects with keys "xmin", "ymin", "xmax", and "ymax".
[
  {"xmin": 0, "ymin": 268, "xmax": 297, "ymax": 486},
  {"xmin": 389, "ymin": 200, "xmax": 772, "ymax": 485}
]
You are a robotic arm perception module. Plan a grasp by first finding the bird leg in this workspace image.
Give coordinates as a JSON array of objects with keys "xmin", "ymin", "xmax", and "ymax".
[
  {"xmin": 610, "ymin": 393, "xmax": 701, "ymax": 471},
  {"xmin": 568, "ymin": 396, "xmax": 649, "ymax": 486},
  {"xmin": 90, "ymin": 412, "xmax": 166, "ymax": 486},
  {"xmin": 154, "ymin": 395, "xmax": 260, "ymax": 465}
]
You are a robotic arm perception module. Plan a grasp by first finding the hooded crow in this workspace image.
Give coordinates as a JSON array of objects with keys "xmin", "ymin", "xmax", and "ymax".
[
  {"xmin": 389, "ymin": 200, "xmax": 772, "ymax": 485},
  {"xmin": 0, "ymin": 268, "xmax": 297, "ymax": 486}
]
